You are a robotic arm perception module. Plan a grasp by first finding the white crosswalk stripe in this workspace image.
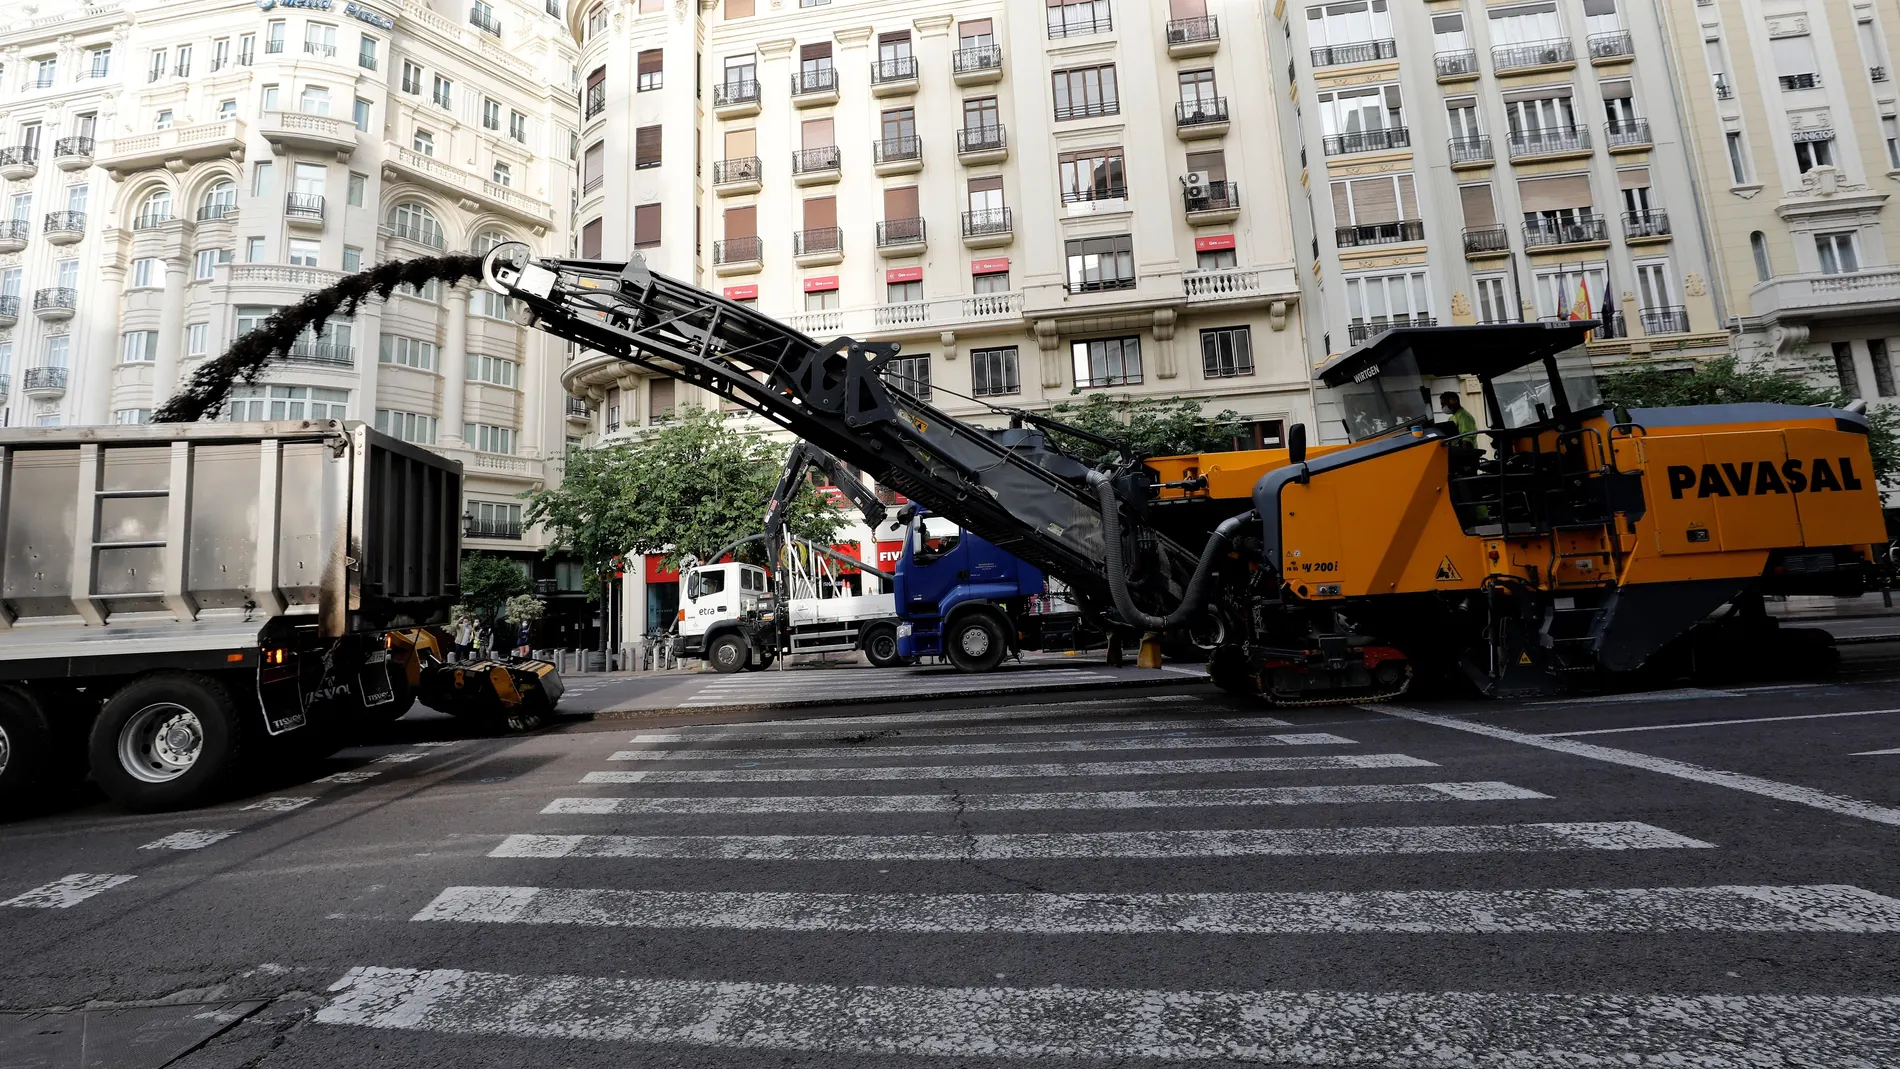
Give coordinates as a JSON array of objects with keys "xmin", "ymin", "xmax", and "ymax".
[
  {"xmin": 677, "ymin": 669, "xmax": 1115, "ymax": 707},
  {"xmin": 626, "ymin": 716, "xmax": 1288, "ymax": 744},
  {"xmin": 543, "ymin": 781, "xmax": 1549, "ymax": 815},
  {"xmin": 580, "ymin": 753, "xmax": 1434, "ymax": 784},
  {"xmin": 140, "ymin": 830, "xmax": 237, "ymax": 851},
  {"xmin": 664, "ymin": 697, "xmax": 1285, "ymax": 733},
  {"xmin": 608, "ymin": 732, "xmax": 1355, "ymax": 762},
  {"xmin": 2, "ymin": 873, "xmax": 137, "ymax": 909}
]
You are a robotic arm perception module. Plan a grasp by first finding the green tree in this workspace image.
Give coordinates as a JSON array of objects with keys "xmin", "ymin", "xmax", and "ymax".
[
  {"xmin": 525, "ymin": 405, "xmax": 845, "ymax": 595},
  {"xmin": 1598, "ymin": 356, "xmax": 1899, "ymax": 482},
  {"xmin": 1040, "ymin": 394, "xmax": 1246, "ymax": 465},
  {"xmin": 459, "ymin": 553, "xmax": 532, "ymax": 617}
]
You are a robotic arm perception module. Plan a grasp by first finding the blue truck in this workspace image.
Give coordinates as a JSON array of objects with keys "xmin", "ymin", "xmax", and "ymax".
[{"xmin": 893, "ymin": 506, "xmax": 1091, "ymax": 671}]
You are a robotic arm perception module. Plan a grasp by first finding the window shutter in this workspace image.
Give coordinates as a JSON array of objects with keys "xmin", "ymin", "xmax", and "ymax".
[
  {"xmin": 582, "ymin": 141, "xmax": 604, "ymax": 182},
  {"xmin": 959, "ymin": 18, "xmax": 992, "ymax": 36},
  {"xmin": 800, "ymin": 42, "xmax": 831, "ymax": 62},
  {"xmin": 1459, "ymin": 184, "xmax": 1498, "ymax": 227},
  {"xmin": 1329, "ymin": 181, "xmax": 1353, "ymax": 227},
  {"xmin": 968, "ymin": 175, "xmax": 1003, "ymax": 193},
  {"xmin": 1185, "ymin": 149, "xmax": 1226, "ymax": 180},
  {"xmin": 802, "ymin": 117, "xmax": 834, "ymax": 148},
  {"xmin": 637, "ymin": 49, "xmax": 662, "ymax": 75},
  {"xmin": 581, "ymin": 217, "xmax": 602, "ymax": 258},
  {"xmin": 1517, "ymin": 174, "xmax": 1593, "ymax": 211},
  {"xmin": 634, "ymin": 203, "xmax": 660, "ymax": 246},
  {"xmin": 878, "ymin": 31, "xmax": 910, "ymax": 45},
  {"xmin": 1350, "ymin": 177, "xmax": 1400, "ymax": 223},
  {"xmin": 648, "ymin": 377, "xmax": 674, "ymax": 421},
  {"xmin": 586, "ymin": 66, "xmax": 605, "ymax": 89},
  {"xmin": 635, "ymin": 125, "xmax": 661, "ymax": 166},
  {"xmin": 1770, "ymin": 34, "xmax": 1817, "ymax": 76},
  {"xmin": 803, "ymin": 196, "xmax": 836, "ymax": 229},
  {"xmin": 1170, "ymin": 0, "xmax": 1207, "ymax": 17},
  {"xmin": 724, "ymin": 205, "xmax": 757, "ymax": 238},
  {"xmin": 1617, "ymin": 166, "xmax": 1651, "ymax": 190},
  {"xmin": 1599, "ymin": 78, "xmax": 1632, "ymax": 100},
  {"xmin": 884, "ymin": 185, "xmax": 919, "ymax": 218},
  {"xmin": 724, "ymin": 128, "xmax": 755, "ymax": 157},
  {"xmin": 725, "ymin": 0, "xmax": 753, "ymax": 19}
]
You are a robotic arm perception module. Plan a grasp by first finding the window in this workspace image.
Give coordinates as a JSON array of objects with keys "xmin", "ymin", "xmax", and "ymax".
[
  {"xmin": 299, "ymin": 86, "xmax": 331, "ymax": 116},
  {"xmin": 186, "ymin": 323, "xmax": 209, "ymax": 357},
  {"xmin": 1871, "ymin": 339, "xmax": 1897, "ymax": 397},
  {"xmin": 1886, "ymin": 116, "xmax": 1900, "ymax": 169},
  {"xmin": 252, "ymin": 161, "xmax": 272, "ymax": 196},
  {"xmin": 375, "ymin": 409, "xmax": 437, "ymax": 444},
  {"xmin": 635, "ymin": 203, "xmax": 662, "ymax": 247},
  {"xmin": 805, "ymin": 290, "xmax": 840, "ymax": 311},
  {"xmin": 401, "ymin": 60, "xmax": 423, "ymax": 94},
  {"xmin": 1053, "ymin": 64, "xmax": 1118, "ymax": 120},
  {"xmin": 466, "ymin": 500, "xmax": 522, "ymax": 535},
  {"xmin": 581, "ymin": 218, "xmax": 603, "ymax": 259},
  {"xmin": 359, "ymin": 35, "xmax": 378, "ymax": 69},
  {"xmin": 1488, "ymin": 1, "xmax": 1561, "ymax": 45},
  {"xmin": 266, "ymin": 19, "xmax": 286, "ymax": 53},
  {"xmin": 42, "ymin": 335, "xmax": 70, "ymax": 368},
  {"xmin": 1530, "ymin": 263, "xmax": 1605, "ymax": 320},
  {"xmin": 1330, "ymin": 173, "xmax": 1420, "ymax": 238},
  {"xmin": 648, "ymin": 378, "xmax": 675, "ymax": 423},
  {"xmin": 887, "ymin": 279, "xmax": 923, "ymax": 304},
  {"xmin": 390, "ymin": 202, "xmax": 445, "ymax": 248},
  {"xmin": 238, "ymin": 33, "xmax": 255, "ymax": 64},
  {"xmin": 509, "ymin": 111, "xmax": 526, "ymax": 141},
  {"xmin": 1308, "ymin": 0, "xmax": 1393, "ymax": 49},
  {"xmin": 219, "ymin": 99, "xmax": 238, "ymax": 120},
  {"xmin": 1634, "ymin": 259, "xmax": 1674, "ymax": 318},
  {"xmin": 725, "ymin": 0, "xmax": 754, "ymax": 18},
  {"xmin": 1345, "ymin": 270, "xmax": 1432, "ymax": 331},
  {"xmin": 1751, "ymin": 232, "xmax": 1772, "ymax": 281},
  {"xmin": 175, "ymin": 45, "xmax": 192, "ymax": 77},
  {"xmin": 1817, "ymin": 231, "xmax": 1860, "ymax": 275},
  {"xmin": 149, "ymin": 48, "xmax": 167, "ymax": 82},
  {"xmin": 114, "ymin": 409, "xmax": 152, "ymax": 425},
  {"xmin": 1834, "ymin": 342, "xmax": 1861, "ymax": 397},
  {"xmin": 1196, "ymin": 248, "xmax": 1237, "ymax": 271},
  {"xmin": 1064, "ymin": 234, "xmax": 1135, "ymax": 292},
  {"xmin": 483, "ymin": 98, "xmax": 501, "ymax": 130},
  {"xmin": 1200, "ymin": 327, "xmax": 1254, "ymax": 378},
  {"xmin": 194, "ymin": 248, "xmax": 231, "ymax": 279},
  {"xmin": 246, "ymin": 236, "xmax": 266, "ymax": 261},
  {"xmin": 583, "ymin": 141, "xmax": 606, "ymax": 191},
  {"xmin": 885, "ymin": 355, "xmax": 931, "ymax": 400},
  {"xmin": 473, "ymin": 230, "xmax": 511, "ymax": 255},
  {"xmin": 638, "ymin": 49, "xmax": 663, "ymax": 91},
  {"xmin": 132, "ymin": 257, "xmax": 159, "ymax": 287},
  {"xmin": 226, "ymin": 385, "xmax": 349, "ymax": 422},
  {"xmin": 432, "ymin": 75, "xmax": 453, "ymax": 108},
  {"xmin": 1794, "ymin": 134, "xmax": 1835, "ymax": 173},
  {"xmin": 467, "ymin": 353, "xmax": 519, "ymax": 385},
  {"xmin": 587, "ymin": 3, "xmax": 609, "ymax": 37},
  {"xmin": 492, "ymin": 161, "xmax": 512, "ymax": 186},
  {"xmin": 1474, "ymin": 274, "xmax": 1514, "ymax": 324},
  {"xmin": 262, "ymin": 84, "xmax": 279, "ymax": 111},
  {"xmin": 1726, "ymin": 131, "xmax": 1748, "ymax": 183},
  {"xmin": 305, "ymin": 22, "xmax": 336, "ymax": 56},
  {"xmin": 413, "ymin": 129, "xmax": 435, "ymax": 156},
  {"xmin": 636, "ymin": 125, "xmax": 662, "ymax": 168},
  {"xmin": 471, "ymin": 288, "xmax": 514, "ymax": 321},
  {"xmin": 347, "ymin": 172, "xmax": 366, "ymax": 206},
  {"xmin": 463, "ymin": 423, "xmax": 516, "ymax": 454},
  {"xmin": 155, "ymin": 109, "xmax": 174, "ymax": 131},
  {"xmin": 973, "ymin": 269, "xmax": 1010, "ymax": 294},
  {"xmin": 121, "ymin": 330, "xmax": 158, "ymax": 363},
  {"xmin": 1048, "ymin": 0, "xmax": 1112, "ymax": 38},
  {"xmin": 288, "ymin": 239, "xmax": 320, "ymax": 267},
  {"xmin": 1072, "ymin": 336, "xmax": 1141, "ymax": 387},
  {"xmin": 354, "ymin": 97, "xmax": 371, "ymax": 131},
  {"xmin": 89, "ymin": 45, "xmax": 112, "ymax": 78},
  {"xmin": 1058, "ymin": 148, "xmax": 1126, "ymax": 202},
  {"xmin": 342, "ymin": 246, "xmax": 361, "ymax": 272},
  {"xmin": 1772, "ymin": 33, "xmax": 1820, "ymax": 89},
  {"xmin": 380, "ymin": 334, "xmax": 439, "ymax": 370},
  {"xmin": 971, "ymin": 346, "xmax": 1020, "ymax": 397},
  {"xmin": 56, "ymin": 260, "xmax": 77, "ymax": 290}
]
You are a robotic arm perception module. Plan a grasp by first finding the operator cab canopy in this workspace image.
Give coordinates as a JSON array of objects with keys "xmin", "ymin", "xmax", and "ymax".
[{"xmin": 1316, "ymin": 322, "xmax": 1604, "ymax": 443}]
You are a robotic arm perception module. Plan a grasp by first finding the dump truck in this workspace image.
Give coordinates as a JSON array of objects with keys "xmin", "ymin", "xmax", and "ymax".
[
  {"xmin": 0, "ymin": 421, "xmax": 562, "ymax": 813},
  {"xmin": 482, "ymin": 245, "xmax": 1888, "ymax": 701}
]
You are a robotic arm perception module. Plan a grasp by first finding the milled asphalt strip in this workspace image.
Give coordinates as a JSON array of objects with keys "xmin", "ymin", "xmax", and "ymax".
[
  {"xmin": 490, "ymin": 822, "xmax": 1710, "ymax": 860},
  {"xmin": 1373, "ymin": 703, "xmax": 1900, "ymax": 828},
  {"xmin": 414, "ymin": 883, "xmax": 1900, "ymax": 934},
  {"xmin": 317, "ymin": 965, "xmax": 1900, "ymax": 1063},
  {"xmin": 543, "ymin": 781, "xmax": 1549, "ymax": 815},
  {"xmin": 608, "ymin": 733, "xmax": 1355, "ymax": 762},
  {"xmin": 1545, "ymin": 707, "xmax": 1900, "ymax": 737},
  {"xmin": 626, "ymin": 717, "xmax": 1288, "ymax": 743},
  {"xmin": 580, "ymin": 753, "xmax": 1434, "ymax": 784}
]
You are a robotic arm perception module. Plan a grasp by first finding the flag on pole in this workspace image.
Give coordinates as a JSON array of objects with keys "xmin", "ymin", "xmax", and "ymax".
[{"xmin": 1568, "ymin": 271, "xmax": 1594, "ymax": 341}]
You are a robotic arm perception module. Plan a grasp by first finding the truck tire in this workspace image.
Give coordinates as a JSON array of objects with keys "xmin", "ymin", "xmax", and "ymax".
[
  {"xmin": 0, "ymin": 686, "xmax": 54, "ymax": 809},
  {"xmin": 945, "ymin": 613, "xmax": 1008, "ymax": 673},
  {"xmin": 707, "ymin": 633, "xmax": 750, "ymax": 674},
  {"xmin": 89, "ymin": 672, "xmax": 244, "ymax": 812},
  {"xmin": 862, "ymin": 623, "xmax": 904, "ymax": 669}
]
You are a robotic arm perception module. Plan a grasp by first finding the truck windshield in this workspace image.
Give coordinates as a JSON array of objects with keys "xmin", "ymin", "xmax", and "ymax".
[
  {"xmin": 687, "ymin": 569, "xmax": 725, "ymax": 600},
  {"xmin": 1490, "ymin": 346, "xmax": 1604, "ymax": 430},
  {"xmin": 1336, "ymin": 351, "xmax": 1431, "ymax": 441}
]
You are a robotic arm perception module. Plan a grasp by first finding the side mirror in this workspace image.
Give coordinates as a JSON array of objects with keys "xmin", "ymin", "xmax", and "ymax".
[{"xmin": 1287, "ymin": 423, "xmax": 1308, "ymax": 467}]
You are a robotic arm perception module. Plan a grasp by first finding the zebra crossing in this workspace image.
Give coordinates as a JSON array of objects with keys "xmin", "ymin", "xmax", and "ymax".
[
  {"xmin": 313, "ymin": 700, "xmax": 1900, "ymax": 1064},
  {"xmin": 672, "ymin": 665, "xmax": 1121, "ymax": 708}
]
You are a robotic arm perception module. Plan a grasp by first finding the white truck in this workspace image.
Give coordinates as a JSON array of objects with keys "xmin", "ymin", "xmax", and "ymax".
[{"xmin": 671, "ymin": 553, "xmax": 906, "ymax": 673}]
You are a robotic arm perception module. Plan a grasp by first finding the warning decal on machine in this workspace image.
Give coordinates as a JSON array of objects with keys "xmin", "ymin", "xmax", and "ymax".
[{"xmin": 1435, "ymin": 557, "xmax": 1463, "ymax": 582}]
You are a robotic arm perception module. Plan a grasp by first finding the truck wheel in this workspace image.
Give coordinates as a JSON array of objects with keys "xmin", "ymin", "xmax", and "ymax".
[
  {"xmin": 862, "ymin": 623, "xmax": 904, "ymax": 668},
  {"xmin": 0, "ymin": 686, "xmax": 54, "ymax": 809},
  {"xmin": 89, "ymin": 672, "xmax": 244, "ymax": 812},
  {"xmin": 707, "ymin": 634, "xmax": 750, "ymax": 674},
  {"xmin": 945, "ymin": 614, "xmax": 1007, "ymax": 673}
]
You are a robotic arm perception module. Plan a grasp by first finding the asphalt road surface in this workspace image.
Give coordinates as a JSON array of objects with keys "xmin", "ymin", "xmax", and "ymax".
[{"xmin": 3, "ymin": 653, "xmax": 1899, "ymax": 1068}]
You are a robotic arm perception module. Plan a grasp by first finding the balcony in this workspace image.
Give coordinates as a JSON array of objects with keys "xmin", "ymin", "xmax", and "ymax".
[
  {"xmin": 793, "ymin": 226, "xmax": 843, "ymax": 267},
  {"xmin": 1322, "ymin": 127, "xmax": 1409, "ymax": 156},
  {"xmin": 1310, "ymin": 39, "xmax": 1396, "ymax": 69},
  {"xmin": 873, "ymin": 134, "xmax": 922, "ymax": 176},
  {"xmin": 43, "ymin": 211, "xmax": 85, "ymax": 245},
  {"xmin": 1166, "ymin": 16, "xmax": 1220, "ymax": 58},
  {"xmin": 876, "ymin": 217, "xmax": 926, "ymax": 256},
  {"xmin": 961, "ymin": 207, "xmax": 1013, "ymax": 249},
  {"xmin": 714, "ymin": 79, "xmax": 761, "ymax": 118},
  {"xmin": 469, "ymin": 6, "xmax": 502, "ymax": 36},
  {"xmin": 1779, "ymin": 73, "xmax": 1820, "ymax": 91},
  {"xmin": 97, "ymin": 119, "xmax": 247, "ymax": 181},
  {"xmin": 1751, "ymin": 268, "xmax": 1900, "ymax": 324},
  {"xmin": 1184, "ymin": 180, "xmax": 1240, "ymax": 225},
  {"xmin": 464, "ymin": 517, "xmax": 522, "ymax": 540},
  {"xmin": 132, "ymin": 209, "xmax": 175, "ymax": 231},
  {"xmin": 1588, "ymin": 30, "xmax": 1634, "ymax": 63},
  {"xmin": 52, "ymin": 136, "xmax": 94, "ymax": 171},
  {"xmin": 1618, "ymin": 209, "xmax": 1671, "ymax": 242},
  {"xmin": 0, "ymin": 146, "xmax": 38, "ymax": 182},
  {"xmin": 1508, "ymin": 125, "xmax": 1591, "ymax": 161},
  {"xmin": 1347, "ymin": 313, "xmax": 1434, "ymax": 345},
  {"xmin": 584, "ymin": 83, "xmax": 605, "ymax": 120},
  {"xmin": 871, "ymin": 57, "xmax": 918, "ymax": 96},
  {"xmin": 1048, "ymin": 9, "xmax": 1112, "ymax": 39},
  {"xmin": 1538, "ymin": 312, "xmax": 1624, "ymax": 338},
  {"xmin": 382, "ymin": 145, "xmax": 553, "ymax": 228},
  {"xmin": 259, "ymin": 110, "xmax": 358, "ymax": 160},
  {"xmin": 566, "ymin": 396, "xmax": 591, "ymax": 421},
  {"xmin": 0, "ymin": 219, "xmax": 26, "ymax": 254},
  {"xmin": 283, "ymin": 341, "xmax": 354, "ymax": 368},
  {"xmin": 1063, "ymin": 183, "xmax": 1126, "ymax": 207},
  {"xmin": 1182, "ymin": 267, "xmax": 1274, "ymax": 305},
  {"xmin": 1638, "ymin": 306, "xmax": 1690, "ymax": 335},
  {"xmin": 1436, "ymin": 49, "xmax": 1479, "ymax": 81},
  {"xmin": 713, "ymin": 155, "xmax": 762, "ymax": 195},
  {"xmin": 1523, "ymin": 213, "xmax": 1609, "ymax": 250},
  {"xmin": 1492, "ymin": 38, "xmax": 1575, "ymax": 73},
  {"xmin": 1605, "ymin": 119, "xmax": 1652, "ymax": 153},
  {"xmin": 1175, "ymin": 97, "xmax": 1230, "ymax": 140},
  {"xmin": 792, "ymin": 68, "xmax": 839, "ymax": 107},
  {"xmin": 713, "ymin": 236, "xmax": 762, "ymax": 276},
  {"xmin": 0, "ymin": 295, "xmax": 17, "ymax": 327},
  {"xmin": 1448, "ymin": 135, "xmax": 1493, "ymax": 169},
  {"xmin": 1463, "ymin": 225, "xmax": 1511, "ymax": 257},
  {"xmin": 230, "ymin": 265, "xmax": 346, "ymax": 293},
  {"xmin": 23, "ymin": 367, "xmax": 68, "ymax": 399},
  {"xmin": 33, "ymin": 288, "xmax": 76, "ymax": 321},
  {"xmin": 953, "ymin": 44, "xmax": 1004, "ymax": 85},
  {"xmin": 791, "ymin": 145, "xmax": 841, "ymax": 186},
  {"xmin": 1336, "ymin": 219, "xmax": 1423, "ymax": 248},
  {"xmin": 285, "ymin": 192, "xmax": 325, "ymax": 227},
  {"xmin": 956, "ymin": 124, "xmax": 1008, "ymax": 164},
  {"xmin": 787, "ymin": 291, "xmax": 1022, "ymax": 338}
]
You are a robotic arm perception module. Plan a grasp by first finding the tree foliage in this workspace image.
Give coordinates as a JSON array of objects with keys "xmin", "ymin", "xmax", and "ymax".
[
  {"xmin": 1598, "ymin": 356, "xmax": 1898, "ymax": 482},
  {"xmin": 459, "ymin": 553, "xmax": 532, "ymax": 617},
  {"xmin": 1040, "ymin": 394, "xmax": 1246, "ymax": 465},
  {"xmin": 525, "ymin": 406, "xmax": 845, "ymax": 594}
]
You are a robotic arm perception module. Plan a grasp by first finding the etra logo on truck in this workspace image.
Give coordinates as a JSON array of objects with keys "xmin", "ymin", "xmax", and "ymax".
[{"xmin": 1666, "ymin": 457, "xmax": 1867, "ymax": 499}]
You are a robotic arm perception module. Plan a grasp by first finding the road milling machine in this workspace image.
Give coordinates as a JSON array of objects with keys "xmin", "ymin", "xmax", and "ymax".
[{"xmin": 481, "ymin": 244, "xmax": 1888, "ymax": 704}]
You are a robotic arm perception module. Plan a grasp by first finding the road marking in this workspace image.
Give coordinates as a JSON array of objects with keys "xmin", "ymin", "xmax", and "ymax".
[
  {"xmin": 410, "ymin": 741, "xmax": 462, "ymax": 748},
  {"xmin": 1852, "ymin": 747, "xmax": 1900, "ymax": 756},
  {"xmin": 626, "ymin": 717, "xmax": 1286, "ymax": 744},
  {"xmin": 372, "ymin": 752, "xmax": 425, "ymax": 764},
  {"xmin": 579, "ymin": 753, "xmax": 1435, "ymax": 784},
  {"xmin": 543, "ymin": 781, "xmax": 1549, "ymax": 815},
  {"xmin": 657, "ymin": 701, "xmax": 1283, "ymax": 734},
  {"xmin": 608, "ymin": 733, "xmax": 1355, "ymax": 763},
  {"xmin": 1374, "ymin": 703, "xmax": 1900, "ymax": 827},
  {"xmin": 318, "ymin": 770, "xmax": 382, "ymax": 784},
  {"xmin": 1, "ymin": 873, "xmax": 137, "ymax": 908},
  {"xmin": 490, "ymin": 822, "xmax": 1709, "ymax": 861},
  {"xmin": 414, "ymin": 882, "xmax": 1900, "ymax": 934},
  {"xmin": 140, "ymin": 829, "xmax": 237, "ymax": 851},
  {"xmin": 1531, "ymin": 687, "xmax": 1738, "ymax": 706},
  {"xmin": 241, "ymin": 796, "xmax": 315, "ymax": 812},
  {"xmin": 317, "ymin": 965, "xmax": 1900, "ymax": 1063},
  {"xmin": 1545, "ymin": 707, "xmax": 1900, "ymax": 737}
]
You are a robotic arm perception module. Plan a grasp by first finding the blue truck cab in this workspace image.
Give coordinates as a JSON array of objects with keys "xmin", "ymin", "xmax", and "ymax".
[{"xmin": 894, "ymin": 509, "xmax": 1053, "ymax": 672}]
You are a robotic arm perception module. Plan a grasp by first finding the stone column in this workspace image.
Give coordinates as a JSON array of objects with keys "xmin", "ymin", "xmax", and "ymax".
[
  {"xmin": 439, "ymin": 283, "xmax": 470, "ymax": 446},
  {"xmin": 150, "ymin": 256, "xmax": 188, "ymax": 403},
  {"xmin": 519, "ymin": 328, "xmax": 544, "ymax": 459},
  {"xmin": 354, "ymin": 300, "xmax": 383, "ymax": 425},
  {"xmin": 81, "ymin": 262, "xmax": 125, "ymax": 425}
]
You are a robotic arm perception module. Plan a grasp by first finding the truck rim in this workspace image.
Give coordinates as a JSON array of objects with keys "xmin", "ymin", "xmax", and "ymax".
[
  {"xmin": 869, "ymin": 633, "xmax": 896, "ymax": 661},
  {"xmin": 715, "ymin": 641, "xmax": 742, "ymax": 669},
  {"xmin": 118, "ymin": 703, "xmax": 204, "ymax": 783},
  {"xmin": 0, "ymin": 723, "xmax": 10, "ymax": 779},
  {"xmin": 959, "ymin": 625, "xmax": 991, "ymax": 658}
]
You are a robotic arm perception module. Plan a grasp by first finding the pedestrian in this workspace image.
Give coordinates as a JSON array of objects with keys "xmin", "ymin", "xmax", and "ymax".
[
  {"xmin": 515, "ymin": 617, "xmax": 532, "ymax": 660},
  {"xmin": 452, "ymin": 616, "xmax": 473, "ymax": 662}
]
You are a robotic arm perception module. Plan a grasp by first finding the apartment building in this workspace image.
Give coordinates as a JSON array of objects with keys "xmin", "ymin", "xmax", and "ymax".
[
  {"xmin": 565, "ymin": 0, "xmax": 1308, "ymax": 641},
  {"xmin": 1656, "ymin": 0, "xmax": 1900, "ymax": 419},
  {"xmin": 0, "ymin": 0, "xmax": 591, "ymax": 627},
  {"xmin": 1269, "ymin": 0, "xmax": 1730, "ymax": 438}
]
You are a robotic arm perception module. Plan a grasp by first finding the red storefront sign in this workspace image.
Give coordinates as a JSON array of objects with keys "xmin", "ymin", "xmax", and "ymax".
[
  {"xmin": 884, "ymin": 266, "xmax": 923, "ymax": 284},
  {"xmin": 803, "ymin": 275, "xmax": 839, "ymax": 293},
  {"xmin": 644, "ymin": 554, "xmax": 680, "ymax": 583},
  {"xmin": 1194, "ymin": 233, "xmax": 1236, "ymax": 252},
  {"xmin": 875, "ymin": 540, "xmax": 905, "ymax": 568},
  {"xmin": 722, "ymin": 284, "xmax": 758, "ymax": 300},
  {"xmin": 828, "ymin": 543, "xmax": 862, "ymax": 574},
  {"xmin": 970, "ymin": 256, "xmax": 1010, "ymax": 275}
]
